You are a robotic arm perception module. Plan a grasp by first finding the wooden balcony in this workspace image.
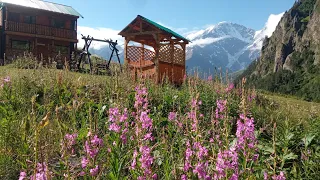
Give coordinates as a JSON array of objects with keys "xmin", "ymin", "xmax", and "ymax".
[{"xmin": 5, "ymin": 21, "xmax": 77, "ymax": 40}]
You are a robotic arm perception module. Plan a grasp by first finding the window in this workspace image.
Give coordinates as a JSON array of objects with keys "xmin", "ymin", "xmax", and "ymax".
[
  {"xmin": 23, "ymin": 15, "xmax": 36, "ymax": 24},
  {"xmin": 71, "ymin": 20, "xmax": 77, "ymax": 30},
  {"xmin": 12, "ymin": 40, "xmax": 30, "ymax": 51},
  {"xmin": 51, "ymin": 18, "xmax": 65, "ymax": 29},
  {"xmin": 8, "ymin": 12, "xmax": 20, "ymax": 22},
  {"xmin": 55, "ymin": 45, "xmax": 68, "ymax": 54}
]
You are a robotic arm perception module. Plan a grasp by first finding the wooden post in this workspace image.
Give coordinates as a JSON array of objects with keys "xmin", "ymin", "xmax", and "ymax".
[
  {"xmin": 124, "ymin": 38, "xmax": 128, "ymax": 65},
  {"xmin": 181, "ymin": 43, "xmax": 186, "ymax": 83},
  {"xmin": 170, "ymin": 40, "xmax": 174, "ymax": 83}
]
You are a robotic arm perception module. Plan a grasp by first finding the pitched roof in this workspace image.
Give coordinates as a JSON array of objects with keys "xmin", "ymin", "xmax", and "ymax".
[
  {"xmin": 0, "ymin": 0, "xmax": 83, "ymax": 18},
  {"xmin": 119, "ymin": 15, "xmax": 190, "ymax": 43}
]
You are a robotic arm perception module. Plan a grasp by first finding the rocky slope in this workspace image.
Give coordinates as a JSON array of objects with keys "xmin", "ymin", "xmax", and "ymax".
[{"xmin": 237, "ymin": 0, "xmax": 320, "ymax": 102}]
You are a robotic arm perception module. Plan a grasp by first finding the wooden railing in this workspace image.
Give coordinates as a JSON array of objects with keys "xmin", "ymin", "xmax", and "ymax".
[{"xmin": 5, "ymin": 21, "xmax": 77, "ymax": 40}]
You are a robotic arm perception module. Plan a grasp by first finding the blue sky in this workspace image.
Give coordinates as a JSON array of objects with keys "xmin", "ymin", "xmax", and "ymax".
[{"xmin": 55, "ymin": 0, "xmax": 295, "ymax": 31}]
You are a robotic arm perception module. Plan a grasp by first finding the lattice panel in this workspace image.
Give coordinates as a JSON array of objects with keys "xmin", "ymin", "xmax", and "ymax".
[
  {"xmin": 158, "ymin": 44, "xmax": 172, "ymax": 63},
  {"xmin": 174, "ymin": 46, "xmax": 185, "ymax": 65},
  {"xmin": 144, "ymin": 48, "xmax": 155, "ymax": 61},
  {"xmin": 127, "ymin": 46, "xmax": 142, "ymax": 62}
]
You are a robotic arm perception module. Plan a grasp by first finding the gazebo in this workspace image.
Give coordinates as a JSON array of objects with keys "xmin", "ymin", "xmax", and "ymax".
[{"xmin": 119, "ymin": 15, "xmax": 190, "ymax": 84}]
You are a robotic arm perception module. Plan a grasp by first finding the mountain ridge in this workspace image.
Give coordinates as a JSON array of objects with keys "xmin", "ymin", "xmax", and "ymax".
[{"xmin": 237, "ymin": 0, "xmax": 320, "ymax": 102}]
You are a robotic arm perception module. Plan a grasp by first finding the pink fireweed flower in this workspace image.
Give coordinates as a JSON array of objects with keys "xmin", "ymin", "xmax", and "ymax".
[
  {"xmin": 272, "ymin": 171, "xmax": 286, "ymax": 180},
  {"xmin": 215, "ymin": 148, "xmax": 238, "ymax": 179},
  {"xmin": 91, "ymin": 135, "xmax": 103, "ymax": 146},
  {"xmin": 109, "ymin": 123, "xmax": 121, "ymax": 133},
  {"xmin": 130, "ymin": 150, "xmax": 138, "ymax": 170},
  {"xmin": 139, "ymin": 146, "xmax": 154, "ymax": 176},
  {"xmin": 208, "ymin": 75, "xmax": 213, "ymax": 81},
  {"xmin": 168, "ymin": 112, "xmax": 177, "ymax": 121},
  {"xmin": 64, "ymin": 133, "xmax": 77, "ymax": 154},
  {"xmin": 181, "ymin": 174, "xmax": 187, "ymax": 180},
  {"xmin": 81, "ymin": 157, "xmax": 89, "ymax": 168},
  {"xmin": 3, "ymin": 76, "xmax": 10, "ymax": 83},
  {"xmin": 134, "ymin": 85, "xmax": 149, "ymax": 110},
  {"xmin": 215, "ymin": 99, "xmax": 227, "ymax": 119},
  {"xmin": 140, "ymin": 111, "xmax": 153, "ymax": 130},
  {"xmin": 19, "ymin": 171, "xmax": 27, "ymax": 180},
  {"xmin": 193, "ymin": 162, "xmax": 209, "ymax": 179},
  {"xmin": 85, "ymin": 134, "xmax": 103, "ymax": 159},
  {"xmin": 264, "ymin": 171, "xmax": 268, "ymax": 180},
  {"xmin": 152, "ymin": 173, "xmax": 158, "ymax": 179},
  {"xmin": 193, "ymin": 142, "xmax": 208, "ymax": 160},
  {"xmin": 236, "ymin": 114, "xmax": 257, "ymax": 154},
  {"xmin": 184, "ymin": 141, "xmax": 193, "ymax": 172},
  {"xmin": 30, "ymin": 162, "xmax": 51, "ymax": 180},
  {"xmin": 79, "ymin": 171, "xmax": 86, "ymax": 176},
  {"xmin": 143, "ymin": 133, "xmax": 154, "ymax": 141},
  {"xmin": 225, "ymin": 83, "xmax": 234, "ymax": 93},
  {"xmin": 90, "ymin": 165, "xmax": 99, "ymax": 176}
]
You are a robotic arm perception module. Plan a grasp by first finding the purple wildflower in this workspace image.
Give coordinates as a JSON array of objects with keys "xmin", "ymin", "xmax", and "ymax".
[
  {"xmin": 236, "ymin": 114, "xmax": 257, "ymax": 155},
  {"xmin": 215, "ymin": 99, "xmax": 227, "ymax": 119},
  {"xmin": 81, "ymin": 157, "xmax": 89, "ymax": 168},
  {"xmin": 89, "ymin": 165, "xmax": 99, "ymax": 176},
  {"xmin": 131, "ymin": 150, "xmax": 138, "ymax": 170},
  {"xmin": 264, "ymin": 171, "xmax": 268, "ymax": 180},
  {"xmin": 3, "ymin": 76, "xmax": 10, "ymax": 83},
  {"xmin": 181, "ymin": 174, "xmax": 187, "ymax": 180},
  {"xmin": 19, "ymin": 171, "xmax": 27, "ymax": 180},
  {"xmin": 139, "ymin": 146, "xmax": 154, "ymax": 176},
  {"xmin": 140, "ymin": 111, "xmax": 153, "ymax": 130},
  {"xmin": 168, "ymin": 112, "xmax": 177, "ymax": 121},
  {"xmin": 225, "ymin": 83, "xmax": 234, "ymax": 93},
  {"xmin": 64, "ymin": 133, "xmax": 77, "ymax": 154},
  {"xmin": 215, "ymin": 148, "xmax": 238, "ymax": 179},
  {"xmin": 79, "ymin": 171, "xmax": 86, "ymax": 176}
]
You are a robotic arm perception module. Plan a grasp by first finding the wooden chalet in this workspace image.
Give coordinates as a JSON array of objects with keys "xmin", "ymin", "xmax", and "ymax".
[
  {"xmin": 119, "ymin": 15, "xmax": 190, "ymax": 84},
  {"xmin": 0, "ymin": 0, "xmax": 83, "ymax": 65}
]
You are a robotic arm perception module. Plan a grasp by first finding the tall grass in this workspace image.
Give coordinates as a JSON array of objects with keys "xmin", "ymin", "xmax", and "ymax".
[{"xmin": 0, "ymin": 62, "xmax": 319, "ymax": 179}]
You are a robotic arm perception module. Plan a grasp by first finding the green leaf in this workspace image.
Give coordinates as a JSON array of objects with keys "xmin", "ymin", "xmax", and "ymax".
[
  {"xmin": 303, "ymin": 134, "xmax": 315, "ymax": 147},
  {"xmin": 283, "ymin": 152, "xmax": 298, "ymax": 161}
]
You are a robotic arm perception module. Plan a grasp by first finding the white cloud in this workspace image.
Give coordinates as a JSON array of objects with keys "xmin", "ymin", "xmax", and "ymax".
[
  {"xmin": 248, "ymin": 12, "xmax": 284, "ymax": 51},
  {"xmin": 188, "ymin": 36, "xmax": 230, "ymax": 48},
  {"xmin": 77, "ymin": 26, "xmax": 123, "ymax": 50}
]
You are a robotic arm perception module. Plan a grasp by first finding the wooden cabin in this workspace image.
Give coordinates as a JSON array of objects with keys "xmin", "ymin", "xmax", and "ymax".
[
  {"xmin": 119, "ymin": 15, "xmax": 190, "ymax": 84},
  {"xmin": 0, "ymin": 0, "xmax": 83, "ymax": 65}
]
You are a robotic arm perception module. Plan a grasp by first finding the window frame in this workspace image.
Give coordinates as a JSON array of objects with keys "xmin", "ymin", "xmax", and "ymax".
[
  {"xmin": 11, "ymin": 40, "xmax": 30, "ymax": 51},
  {"xmin": 54, "ymin": 45, "xmax": 69, "ymax": 54},
  {"xmin": 51, "ymin": 18, "xmax": 66, "ymax": 29},
  {"xmin": 8, "ymin": 12, "xmax": 20, "ymax": 22},
  {"xmin": 23, "ymin": 15, "xmax": 36, "ymax": 24}
]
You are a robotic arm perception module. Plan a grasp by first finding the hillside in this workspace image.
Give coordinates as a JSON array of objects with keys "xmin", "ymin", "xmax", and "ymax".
[
  {"xmin": 237, "ymin": 0, "xmax": 320, "ymax": 102},
  {"xmin": 1, "ymin": 66, "xmax": 320, "ymax": 179}
]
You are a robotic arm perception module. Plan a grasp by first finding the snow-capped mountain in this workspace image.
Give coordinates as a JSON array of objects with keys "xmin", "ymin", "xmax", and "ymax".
[
  {"xmin": 76, "ymin": 13, "xmax": 284, "ymax": 73},
  {"xmin": 186, "ymin": 13, "xmax": 284, "ymax": 74}
]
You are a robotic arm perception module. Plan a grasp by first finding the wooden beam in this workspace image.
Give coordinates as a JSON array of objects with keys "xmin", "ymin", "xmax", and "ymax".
[
  {"xmin": 122, "ymin": 31, "xmax": 160, "ymax": 36},
  {"xmin": 5, "ymin": 31, "xmax": 78, "ymax": 43},
  {"xmin": 124, "ymin": 38, "xmax": 128, "ymax": 65}
]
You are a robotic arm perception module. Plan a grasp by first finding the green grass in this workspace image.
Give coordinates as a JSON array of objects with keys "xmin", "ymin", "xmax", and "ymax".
[
  {"xmin": 264, "ymin": 94, "xmax": 320, "ymax": 119},
  {"xmin": 0, "ymin": 64, "xmax": 319, "ymax": 179}
]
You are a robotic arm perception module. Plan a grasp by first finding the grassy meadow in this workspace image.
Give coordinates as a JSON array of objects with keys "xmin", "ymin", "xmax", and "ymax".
[{"xmin": 0, "ymin": 62, "xmax": 319, "ymax": 179}]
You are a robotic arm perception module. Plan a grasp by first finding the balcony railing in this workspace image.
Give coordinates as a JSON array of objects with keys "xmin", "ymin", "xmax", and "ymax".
[{"xmin": 5, "ymin": 21, "xmax": 77, "ymax": 40}]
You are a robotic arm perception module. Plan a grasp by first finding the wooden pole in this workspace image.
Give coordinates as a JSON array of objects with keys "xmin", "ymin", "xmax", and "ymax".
[
  {"xmin": 171, "ymin": 40, "xmax": 174, "ymax": 83},
  {"xmin": 124, "ymin": 38, "xmax": 128, "ymax": 65}
]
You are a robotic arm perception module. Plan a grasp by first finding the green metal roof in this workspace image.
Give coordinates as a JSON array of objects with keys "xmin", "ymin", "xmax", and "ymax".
[
  {"xmin": 138, "ymin": 15, "xmax": 190, "ymax": 42},
  {"xmin": 121, "ymin": 15, "xmax": 190, "ymax": 42},
  {"xmin": 0, "ymin": 0, "xmax": 83, "ymax": 18}
]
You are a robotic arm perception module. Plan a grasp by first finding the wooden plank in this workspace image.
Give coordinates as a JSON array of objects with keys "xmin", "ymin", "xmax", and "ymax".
[{"xmin": 5, "ymin": 31, "xmax": 78, "ymax": 43}]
